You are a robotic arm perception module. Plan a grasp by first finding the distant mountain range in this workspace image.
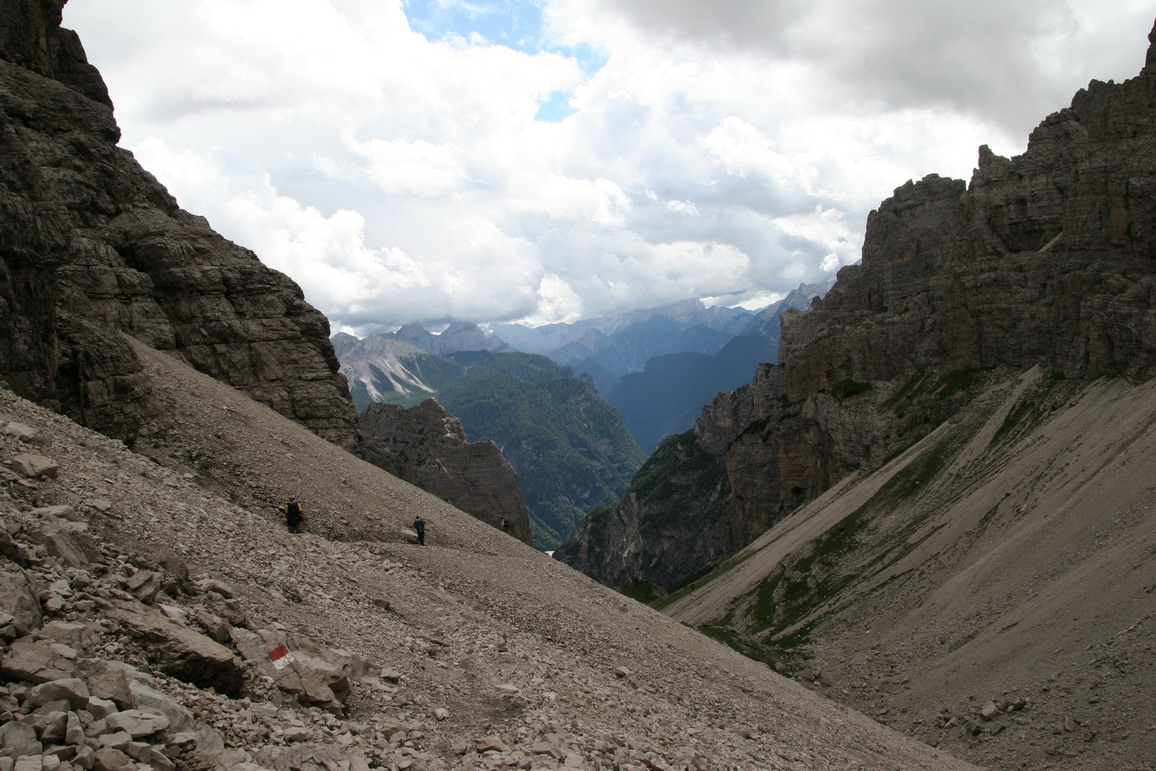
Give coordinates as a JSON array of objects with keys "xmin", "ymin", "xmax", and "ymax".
[
  {"xmin": 333, "ymin": 335, "xmax": 645, "ymax": 548},
  {"xmin": 601, "ymin": 288, "xmax": 824, "ymax": 452},
  {"xmin": 335, "ymin": 286, "xmax": 829, "ymax": 542}
]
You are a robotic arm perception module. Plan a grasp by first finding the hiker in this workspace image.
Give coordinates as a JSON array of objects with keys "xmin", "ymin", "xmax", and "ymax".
[
  {"xmin": 283, "ymin": 497, "xmax": 305, "ymax": 534},
  {"xmin": 413, "ymin": 515, "xmax": 426, "ymax": 546},
  {"xmin": 500, "ymin": 518, "xmax": 510, "ymax": 533}
]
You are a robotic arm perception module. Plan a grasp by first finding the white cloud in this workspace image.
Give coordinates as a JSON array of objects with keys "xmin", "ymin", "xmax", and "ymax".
[{"xmin": 64, "ymin": 0, "xmax": 1152, "ymax": 329}]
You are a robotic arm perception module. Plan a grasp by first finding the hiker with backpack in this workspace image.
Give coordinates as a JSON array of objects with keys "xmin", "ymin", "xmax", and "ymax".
[
  {"xmin": 413, "ymin": 515, "xmax": 426, "ymax": 545},
  {"xmin": 284, "ymin": 497, "xmax": 305, "ymax": 533}
]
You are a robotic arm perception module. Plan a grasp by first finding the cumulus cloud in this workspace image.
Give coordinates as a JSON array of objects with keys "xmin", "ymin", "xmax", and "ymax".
[{"xmin": 64, "ymin": 0, "xmax": 1151, "ymax": 330}]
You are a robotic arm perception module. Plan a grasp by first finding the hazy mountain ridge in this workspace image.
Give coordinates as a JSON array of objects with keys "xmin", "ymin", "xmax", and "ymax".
[{"xmin": 603, "ymin": 287, "xmax": 824, "ymax": 453}]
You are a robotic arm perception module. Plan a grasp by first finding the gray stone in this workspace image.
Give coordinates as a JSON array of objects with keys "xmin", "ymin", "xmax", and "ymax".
[
  {"xmin": 0, "ymin": 562, "xmax": 42, "ymax": 633},
  {"xmin": 228, "ymin": 627, "xmax": 371, "ymax": 713},
  {"xmin": 102, "ymin": 599, "xmax": 244, "ymax": 695},
  {"xmin": 22, "ymin": 522, "xmax": 103, "ymax": 570},
  {"xmin": 122, "ymin": 571, "xmax": 160, "ymax": 604},
  {"xmin": 0, "ymin": 721, "xmax": 42, "ymax": 756},
  {"xmin": 29, "ymin": 505, "xmax": 80, "ymax": 522},
  {"xmin": 97, "ymin": 731, "xmax": 132, "ymax": 750},
  {"xmin": 3, "ymin": 422, "xmax": 41, "ymax": 443},
  {"xmin": 11, "ymin": 454, "xmax": 58, "ymax": 479},
  {"xmin": 35, "ymin": 621, "xmax": 96, "ymax": 653},
  {"xmin": 90, "ymin": 747, "xmax": 133, "ymax": 771},
  {"xmin": 192, "ymin": 609, "xmax": 232, "ymax": 644},
  {"xmin": 0, "ymin": 639, "xmax": 79, "ymax": 683},
  {"xmin": 35, "ymin": 710, "xmax": 69, "ymax": 744},
  {"xmin": 126, "ymin": 678, "xmax": 194, "ymax": 734},
  {"xmin": 476, "ymin": 735, "xmax": 510, "ymax": 752},
  {"xmin": 80, "ymin": 662, "xmax": 136, "ymax": 708},
  {"xmin": 0, "ymin": 524, "xmax": 28, "ymax": 563},
  {"xmin": 194, "ymin": 727, "xmax": 225, "ymax": 753},
  {"xmin": 27, "ymin": 678, "xmax": 90, "ymax": 709},
  {"xmin": 65, "ymin": 711, "xmax": 86, "ymax": 745},
  {"xmin": 124, "ymin": 741, "xmax": 175, "ymax": 770},
  {"xmin": 105, "ymin": 709, "xmax": 169, "ymax": 739},
  {"xmin": 86, "ymin": 696, "xmax": 119, "ymax": 719}
]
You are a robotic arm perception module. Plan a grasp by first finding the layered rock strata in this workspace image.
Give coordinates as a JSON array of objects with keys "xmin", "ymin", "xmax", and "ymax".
[
  {"xmin": 0, "ymin": 1, "xmax": 358, "ymax": 450},
  {"xmin": 359, "ymin": 399, "xmax": 533, "ymax": 544},
  {"xmin": 559, "ymin": 20, "xmax": 1156, "ymax": 592}
]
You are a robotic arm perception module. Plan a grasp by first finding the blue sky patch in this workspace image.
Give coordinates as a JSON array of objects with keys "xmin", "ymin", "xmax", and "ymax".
[
  {"xmin": 404, "ymin": 0, "xmax": 548, "ymax": 52},
  {"xmin": 535, "ymin": 89, "xmax": 575, "ymax": 122}
]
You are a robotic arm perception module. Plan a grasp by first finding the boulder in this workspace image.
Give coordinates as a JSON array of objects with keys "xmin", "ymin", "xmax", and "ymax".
[
  {"xmin": 123, "ymin": 570, "xmax": 161, "ymax": 604},
  {"xmin": 0, "ymin": 521, "xmax": 29, "ymax": 563},
  {"xmin": 28, "ymin": 505, "xmax": 81, "ymax": 522},
  {"xmin": 10, "ymin": 453, "xmax": 58, "ymax": 479},
  {"xmin": 229, "ymin": 628, "xmax": 374, "ymax": 713},
  {"xmin": 2, "ymin": 421, "xmax": 43, "ymax": 443},
  {"xmin": 253, "ymin": 745, "xmax": 373, "ymax": 771},
  {"xmin": 102, "ymin": 599, "xmax": 244, "ymax": 695},
  {"xmin": 26, "ymin": 677, "xmax": 89, "ymax": 709},
  {"xmin": 22, "ymin": 521, "xmax": 103, "ymax": 568},
  {"xmin": 0, "ymin": 638, "xmax": 78, "ymax": 683},
  {"xmin": 81, "ymin": 661, "xmax": 136, "ymax": 708},
  {"xmin": 105, "ymin": 709, "xmax": 169, "ymax": 739},
  {"xmin": 127, "ymin": 676, "xmax": 195, "ymax": 734},
  {"xmin": 36, "ymin": 620, "xmax": 97, "ymax": 653},
  {"xmin": 0, "ymin": 720, "xmax": 42, "ymax": 757},
  {"xmin": 0, "ymin": 561, "xmax": 42, "ymax": 633}
]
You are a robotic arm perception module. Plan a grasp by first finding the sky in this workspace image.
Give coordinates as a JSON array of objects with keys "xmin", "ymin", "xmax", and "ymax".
[{"xmin": 65, "ymin": 0, "xmax": 1153, "ymax": 334}]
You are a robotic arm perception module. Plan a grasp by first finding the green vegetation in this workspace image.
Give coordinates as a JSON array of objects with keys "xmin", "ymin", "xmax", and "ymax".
[
  {"xmin": 933, "ymin": 368, "xmax": 976, "ymax": 399},
  {"xmin": 359, "ymin": 350, "xmax": 646, "ymax": 549},
  {"xmin": 882, "ymin": 368, "xmax": 982, "ymax": 413},
  {"xmin": 990, "ymin": 371, "xmax": 1067, "ymax": 447},
  {"xmin": 630, "ymin": 431, "xmax": 727, "ymax": 515},
  {"xmin": 620, "ymin": 580, "xmax": 665, "ymax": 603},
  {"xmin": 650, "ymin": 545, "xmax": 761, "ymax": 611},
  {"xmin": 701, "ymin": 403, "xmax": 991, "ymax": 674}
]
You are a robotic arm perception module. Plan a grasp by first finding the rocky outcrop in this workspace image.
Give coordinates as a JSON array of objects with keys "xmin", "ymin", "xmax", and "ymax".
[
  {"xmin": 560, "ymin": 20, "xmax": 1156, "ymax": 592},
  {"xmin": 360, "ymin": 399, "xmax": 533, "ymax": 543},
  {"xmin": 0, "ymin": 0, "xmax": 359, "ymax": 450}
]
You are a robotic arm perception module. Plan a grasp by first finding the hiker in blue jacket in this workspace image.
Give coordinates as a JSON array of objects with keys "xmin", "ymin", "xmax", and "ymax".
[{"xmin": 413, "ymin": 515, "xmax": 426, "ymax": 545}]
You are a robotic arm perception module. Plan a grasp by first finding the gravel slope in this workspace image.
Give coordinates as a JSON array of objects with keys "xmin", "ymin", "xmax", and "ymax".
[
  {"xmin": 666, "ymin": 367, "xmax": 1156, "ymax": 770},
  {"xmin": 0, "ymin": 337, "xmax": 979, "ymax": 770}
]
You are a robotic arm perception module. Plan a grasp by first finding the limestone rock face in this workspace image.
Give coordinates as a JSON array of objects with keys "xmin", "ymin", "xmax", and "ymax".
[
  {"xmin": 560, "ymin": 21, "xmax": 1156, "ymax": 592},
  {"xmin": 0, "ymin": 1, "xmax": 359, "ymax": 450},
  {"xmin": 782, "ymin": 63, "xmax": 1156, "ymax": 398},
  {"xmin": 360, "ymin": 399, "xmax": 533, "ymax": 543}
]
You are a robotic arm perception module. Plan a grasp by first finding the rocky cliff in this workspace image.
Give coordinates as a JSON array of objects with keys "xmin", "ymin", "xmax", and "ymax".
[
  {"xmin": 559, "ymin": 20, "xmax": 1156, "ymax": 593},
  {"xmin": 0, "ymin": 0, "xmax": 359, "ymax": 450},
  {"xmin": 360, "ymin": 399, "xmax": 533, "ymax": 544}
]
